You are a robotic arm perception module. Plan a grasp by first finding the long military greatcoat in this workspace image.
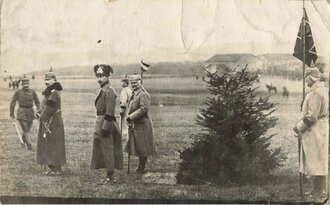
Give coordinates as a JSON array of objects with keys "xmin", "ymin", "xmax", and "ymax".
[
  {"xmin": 298, "ymin": 81, "xmax": 328, "ymax": 175},
  {"xmin": 36, "ymin": 82, "xmax": 66, "ymax": 166},
  {"xmin": 120, "ymin": 86, "xmax": 132, "ymax": 136},
  {"xmin": 90, "ymin": 82, "xmax": 124, "ymax": 171},
  {"xmin": 126, "ymin": 86, "xmax": 156, "ymax": 157}
]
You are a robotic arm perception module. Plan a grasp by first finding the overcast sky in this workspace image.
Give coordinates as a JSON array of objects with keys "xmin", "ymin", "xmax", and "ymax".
[{"xmin": 1, "ymin": 0, "xmax": 329, "ymax": 75}]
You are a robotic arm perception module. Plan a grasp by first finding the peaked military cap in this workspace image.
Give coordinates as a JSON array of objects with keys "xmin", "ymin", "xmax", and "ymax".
[
  {"xmin": 305, "ymin": 67, "xmax": 321, "ymax": 78},
  {"xmin": 129, "ymin": 74, "xmax": 142, "ymax": 82},
  {"xmin": 21, "ymin": 76, "xmax": 29, "ymax": 85},
  {"xmin": 121, "ymin": 76, "xmax": 129, "ymax": 83},
  {"xmin": 94, "ymin": 64, "xmax": 113, "ymax": 77}
]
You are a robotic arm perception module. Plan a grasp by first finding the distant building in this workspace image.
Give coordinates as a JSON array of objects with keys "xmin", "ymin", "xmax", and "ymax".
[{"xmin": 204, "ymin": 54, "xmax": 264, "ymax": 75}]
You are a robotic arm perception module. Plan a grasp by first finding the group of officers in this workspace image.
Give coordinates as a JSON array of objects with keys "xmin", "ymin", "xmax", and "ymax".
[
  {"xmin": 8, "ymin": 64, "xmax": 329, "ymax": 196},
  {"xmin": 9, "ymin": 65, "xmax": 156, "ymax": 184}
]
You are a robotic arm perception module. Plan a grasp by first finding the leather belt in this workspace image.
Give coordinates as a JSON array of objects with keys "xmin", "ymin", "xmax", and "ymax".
[
  {"xmin": 96, "ymin": 113, "xmax": 116, "ymax": 121},
  {"xmin": 96, "ymin": 111, "xmax": 105, "ymax": 115},
  {"xmin": 19, "ymin": 106, "xmax": 33, "ymax": 108}
]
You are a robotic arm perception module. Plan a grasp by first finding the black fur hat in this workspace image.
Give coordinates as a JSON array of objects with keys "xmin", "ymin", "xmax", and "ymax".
[{"xmin": 94, "ymin": 64, "xmax": 113, "ymax": 77}]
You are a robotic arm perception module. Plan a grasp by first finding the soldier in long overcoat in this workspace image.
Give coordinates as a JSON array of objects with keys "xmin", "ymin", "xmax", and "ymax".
[
  {"xmin": 293, "ymin": 67, "xmax": 329, "ymax": 198},
  {"xmin": 36, "ymin": 68, "xmax": 66, "ymax": 175},
  {"xmin": 90, "ymin": 64, "xmax": 123, "ymax": 184},
  {"xmin": 126, "ymin": 74, "xmax": 156, "ymax": 174},
  {"xmin": 10, "ymin": 77, "xmax": 40, "ymax": 150}
]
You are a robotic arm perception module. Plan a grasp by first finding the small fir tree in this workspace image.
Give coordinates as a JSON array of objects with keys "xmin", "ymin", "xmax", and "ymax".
[{"xmin": 177, "ymin": 65, "xmax": 286, "ymax": 185}]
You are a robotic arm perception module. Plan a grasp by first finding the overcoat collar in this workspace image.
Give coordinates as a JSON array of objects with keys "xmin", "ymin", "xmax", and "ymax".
[
  {"xmin": 308, "ymin": 81, "xmax": 323, "ymax": 94},
  {"xmin": 131, "ymin": 86, "xmax": 144, "ymax": 98},
  {"xmin": 42, "ymin": 82, "xmax": 63, "ymax": 96},
  {"xmin": 95, "ymin": 82, "xmax": 110, "ymax": 104},
  {"xmin": 100, "ymin": 81, "xmax": 110, "ymax": 92}
]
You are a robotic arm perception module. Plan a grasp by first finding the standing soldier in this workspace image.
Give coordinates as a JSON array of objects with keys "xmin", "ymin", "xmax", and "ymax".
[
  {"xmin": 10, "ymin": 76, "xmax": 40, "ymax": 150},
  {"xmin": 120, "ymin": 76, "xmax": 132, "ymax": 141},
  {"xmin": 293, "ymin": 67, "xmax": 329, "ymax": 198},
  {"xmin": 126, "ymin": 74, "xmax": 156, "ymax": 174},
  {"xmin": 90, "ymin": 64, "xmax": 124, "ymax": 184},
  {"xmin": 36, "ymin": 68, "xmax": 66, "ymax": 175}
]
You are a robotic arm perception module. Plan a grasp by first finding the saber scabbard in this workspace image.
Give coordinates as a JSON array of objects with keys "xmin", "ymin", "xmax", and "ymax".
[
  {"xmin": 13, "ymin": 120, "xmax": 24, "ymax": 144},
  {"xmin": 127, "ymin": 124, "xmax": 134, "ymax": 174},
  {"xmin": 36, "ymin": 113, "xmax": 52, "ymax": 136}
]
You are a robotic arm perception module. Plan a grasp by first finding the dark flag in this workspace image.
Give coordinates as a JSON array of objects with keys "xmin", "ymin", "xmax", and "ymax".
[
  {"xmin": 141, "ymin": 59, "xmax": 150, "ymax": 71},
  {"xmin": 293, "ymin": 8, "xmax": 317, "ymax": 67}
]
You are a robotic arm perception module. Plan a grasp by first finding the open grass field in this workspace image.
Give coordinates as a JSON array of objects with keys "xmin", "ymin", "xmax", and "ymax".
[{"xmin": 0, "ymin": 75, "xmax": 327, "ymax": 203}]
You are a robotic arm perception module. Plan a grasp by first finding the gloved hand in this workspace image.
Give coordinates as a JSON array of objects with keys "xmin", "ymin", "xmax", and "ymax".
[
  {"xmin": 10, "ymin": 114, "xmax": 15, "ymax": 120},
  {"xmin": 293, "ymin": 127, "xmax": 301, "ymax": 139},
  {"xmin": 126, "ymin": 117, "xmax": 133, "ymax": 127}
]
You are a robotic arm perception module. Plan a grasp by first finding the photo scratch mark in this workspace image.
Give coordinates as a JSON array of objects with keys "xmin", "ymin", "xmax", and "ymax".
[
  {"xmin": 234, "ymin": 0, "xmax": 282, "ymax": 42},
  {"xmin": 180, "ymin": 0, "xmax": 217, "ymax": 54},
  {"xmin": 310, "ymin": 0, "xmax": 330, "ymax": 32}
]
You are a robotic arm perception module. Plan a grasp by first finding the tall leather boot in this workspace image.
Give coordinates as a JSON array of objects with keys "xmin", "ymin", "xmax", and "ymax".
[
  {"xmin": 47, "ymin": 165, "xmax": 62, "ymax": 175},
  {"xmin": 311, "ymin": 176, "xmax": 327, "ymax": 198},
  {"xmin": 136, "ymin": 157, "xmax": 142, "ymax": 173},
  {"xmin": 24, "ymin": 132, "xmax": 33, "ymax": 150},
  {"xmin": 107, "ymin": 171, "xmax": 116, "ymax": 183},
  {"xmin": 140, "ymin": 157, "xmax": 147, "ymax": 173},
  {"xmin": 20, "ymin": 133, "xmax": 26, "ymax": 147},
  {"xmin": 136, "ymin": 157, "xmax": 147, "ymax": 174}
]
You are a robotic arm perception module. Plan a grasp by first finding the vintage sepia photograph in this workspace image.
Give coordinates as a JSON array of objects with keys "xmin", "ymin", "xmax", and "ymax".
[{"xmin": 0, "ymin": 0, "xmax": 329, "ymax": 204}]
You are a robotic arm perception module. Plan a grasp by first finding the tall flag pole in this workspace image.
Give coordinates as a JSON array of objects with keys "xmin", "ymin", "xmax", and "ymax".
[
  {"xmin": 302, "ymin": 3, "xmax": 306, "ymax": 100},
  {"xmin": 140, "ymin": 59, "xmax": 150, "ymax": 84},
  {"xmin": 293, "ymin": 3, "xmax": 318, "ymax": 100},
  {"xmin": 292, "ymin": 0, "xmax": 318, "ymax": 200}
]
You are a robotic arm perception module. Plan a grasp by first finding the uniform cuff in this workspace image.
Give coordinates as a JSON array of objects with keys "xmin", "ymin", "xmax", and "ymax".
[
  {"xmin": 302, "ymin": 117, "xmax": 313, "ymax": 127},
  {"xmin": 296, "ymin": 120, "xmax": 308, "ymax": 133},
  {"xmin": 105, "ymin": 114, "xmax": 116, "ymax": 121}
]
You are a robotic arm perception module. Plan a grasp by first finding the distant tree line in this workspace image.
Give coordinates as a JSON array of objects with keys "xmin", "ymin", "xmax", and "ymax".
[
  {"xmin": 29, "ymin": 60, "xmax": 325, "ymax": 79},
  {"xmin": 263, "ymin": 65, "xmax": 302, "ymax": 80},
  {"xmin": 262, "ymin": 62, "xmax": 325, "ymax": 81}
]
